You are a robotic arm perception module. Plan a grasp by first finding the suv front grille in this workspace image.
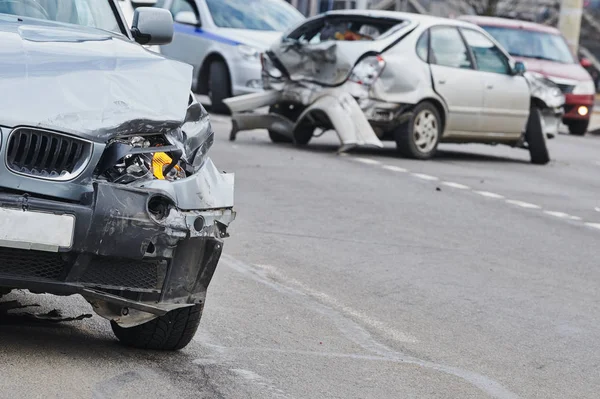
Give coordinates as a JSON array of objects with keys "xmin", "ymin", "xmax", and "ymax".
[{"xmin": 6, "ymin": 128, "xmax": 91, "ymax": 180}]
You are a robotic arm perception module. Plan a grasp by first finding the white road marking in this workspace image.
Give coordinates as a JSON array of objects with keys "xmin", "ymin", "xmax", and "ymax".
[
  {"xmin": 595, "ymin": 207, "xmax": 600, "ymax": 212},
  {"xmin": 353, "ymin": 158, "xmax": 381, "ymax": 165},
  {"xmin": 506, "ymin": 200, "xmax": 542, "ymax": 209},
  {"xmin": 543, "ymin": 211, "xmax": 571, "ymax": 218},
  {"xmin": 570, "ymin": 215, "xmax": 583, "ymax": 221},
  {"xmin": 221, "ymin": 255, "xmax": 520, "ymax": 399},
  {"xmin": 252, "ymin": 263, "xmax": 418, "ymax": 344},
  {"xmin": 382, "ymin": 165, "xmax": 408, "ymax": 173},
  {"xmin": 442, "ymin": 182, "xmax": 470, "ymax": 190},
  {"xmin": 585, "ymin": 222, "xmax": 600, "ymax": 230},
  {"xmin": 411, "ymin": 173, "xmax": 439, "ymax": 181},
  {"xmin": 475, "ymin": 191, "xmax": 505, "ymax": 199}
]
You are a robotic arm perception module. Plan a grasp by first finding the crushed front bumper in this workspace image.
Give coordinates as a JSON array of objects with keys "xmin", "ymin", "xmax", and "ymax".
[{"xmin": 0, "ymin": 159, "xmax": 235, "ymax": 327}]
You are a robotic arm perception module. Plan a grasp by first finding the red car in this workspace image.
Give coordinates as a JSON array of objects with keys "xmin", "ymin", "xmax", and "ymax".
[{"xmin": 460, "ymin": 16, "xmax": 595, "ymax": 136}]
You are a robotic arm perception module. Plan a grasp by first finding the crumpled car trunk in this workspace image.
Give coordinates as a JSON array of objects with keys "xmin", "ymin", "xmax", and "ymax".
[{"xmin": 226, "ymin": 14, "xmax": 415, "ymax": 151}]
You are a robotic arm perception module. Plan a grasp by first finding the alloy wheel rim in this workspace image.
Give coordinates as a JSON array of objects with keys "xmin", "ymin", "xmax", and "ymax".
[{"xmin": 413, "ymin": 110, "xmax": 438, "ymax": 153}]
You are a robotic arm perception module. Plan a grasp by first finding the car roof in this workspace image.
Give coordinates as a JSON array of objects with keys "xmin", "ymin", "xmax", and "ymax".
[
  {"xmin": 458, "ymin": 15, "xmax": 561, "ymax": 35},
  {"xmin": 322, "ymin": 10, "xmax": 478, "ymax": 29}
]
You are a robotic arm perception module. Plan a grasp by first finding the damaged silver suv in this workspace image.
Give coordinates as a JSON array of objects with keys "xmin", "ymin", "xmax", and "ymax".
[{"xmin": 0, "ymin": 1, "xmax": 234, "ymax": 350}]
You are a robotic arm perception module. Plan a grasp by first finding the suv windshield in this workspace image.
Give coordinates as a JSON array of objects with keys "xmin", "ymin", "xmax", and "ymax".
[
  {"xmin": 205, "ymin": 0, "xmax": 304, "ymax": 31},
  {"xmin": 0, "ymin": 0, "xmax": 121, "ymax": 33},
  {"xmin": 482, "ymin": 25, "xmax": 574, "ymax": 64}
]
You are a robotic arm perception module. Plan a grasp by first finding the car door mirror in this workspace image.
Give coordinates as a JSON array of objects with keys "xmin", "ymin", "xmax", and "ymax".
[
  {"xmin": 512, "ymin": 61, "xmax": 526, "ymax": 76},
  {"xmin": 131, "ymin": 7, "xmax": 174, "ymax": 45},
  {"xmin": 174, "ymin": 11, "xmax": 200, "ymax": 27}
]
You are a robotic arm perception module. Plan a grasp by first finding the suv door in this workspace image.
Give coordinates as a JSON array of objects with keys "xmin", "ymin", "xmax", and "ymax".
[
  {"xmin": 460, "ymin": 28, "xmax": 530, "ymax": 136},
  {"xmin": 429, "ymin": 26, "xmax": 485, "ymax": 134}
]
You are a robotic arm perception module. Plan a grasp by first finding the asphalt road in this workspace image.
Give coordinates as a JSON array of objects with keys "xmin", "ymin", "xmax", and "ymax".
[{"xmin": 2, "ymin": 116, "xmax": 600, "ymax": 399}]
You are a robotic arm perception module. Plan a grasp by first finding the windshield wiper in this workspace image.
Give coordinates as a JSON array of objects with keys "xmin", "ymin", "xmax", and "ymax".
[{"xmin": 509, "ymin": 53, "xmax": 567, "ymax": 63}]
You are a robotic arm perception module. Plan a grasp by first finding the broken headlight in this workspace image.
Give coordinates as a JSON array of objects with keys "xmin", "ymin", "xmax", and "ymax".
[
  {"xmin": 96, "ymin": 134, "xmax": 188, "ymax": 184},
  {"xmin": 95, "ymin": 94, "xmax": 214, "ymax": 184}
]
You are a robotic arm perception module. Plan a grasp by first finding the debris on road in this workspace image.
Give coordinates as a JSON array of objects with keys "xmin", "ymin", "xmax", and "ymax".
[{"xmin": 0, "ymin": 300, "xmax": 91, "ymax": 324}]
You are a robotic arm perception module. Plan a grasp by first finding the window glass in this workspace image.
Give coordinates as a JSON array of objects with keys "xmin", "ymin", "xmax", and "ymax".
[
  {"xmin": 482, "ymin": 25, "xmax": 574, "ymax": 64},
  {"xmin": 205, "ymin": 0, "xmax": 305, "ymax": 32},
  {"xmin": 0, "ymin": 0, "xmax": 121, "ymax": 33},
  {"xmin": 430, "ymin": 27, "xmax": 472, "ymax": 69},
  {"xmin": 461, "ymin": 29, "xmax": 510, "ymax": 74},
  {"xmin": 170, "ymin": 0, "xmax": 196, "ymax": 16},
  {"xmin": 416, "ymin": 29, "xmax": 429, "ymax": 62}
]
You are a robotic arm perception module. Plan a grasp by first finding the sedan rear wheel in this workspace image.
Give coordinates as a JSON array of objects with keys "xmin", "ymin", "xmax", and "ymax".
[{"xmin": 396, "ymin": 102, "xmax": 441, "ymax": 160}]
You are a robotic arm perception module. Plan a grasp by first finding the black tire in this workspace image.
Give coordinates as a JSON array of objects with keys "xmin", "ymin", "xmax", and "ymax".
[
  {"xmin": 395, "ymin": 101, "xmax": 441, "ymax": 160},
  {"xmin": 568, "ymin": 120, "xmax": 589, "ymax": 136},
  {"xmin": 525, "ymin": 106, "xmax": 550, "ymax": 165},
  {"xmin": 268, "ymin": 103, "xmax": 305, "ymax": 144},
  {"xmin": 208, "ymin": 61, "xmax": 231, "ymax": 115},
  {"xmin": 111, "ymin": 304, "xmax": 203, "ymax": 351}
]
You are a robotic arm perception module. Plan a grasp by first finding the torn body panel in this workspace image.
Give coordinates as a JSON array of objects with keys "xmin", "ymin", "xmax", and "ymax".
[
  {"xmin": 525, "ymin": 72, "xmax": 565, "ymax": 138},
  {"xmin": 226, "ymin": 85, "xmax": 384, "ymax": 150}
]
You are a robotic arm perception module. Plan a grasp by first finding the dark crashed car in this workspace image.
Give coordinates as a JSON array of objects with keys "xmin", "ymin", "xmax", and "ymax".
[{"xmin": 0, "ymin": 1, "xmax": 235, "ymax": 350}]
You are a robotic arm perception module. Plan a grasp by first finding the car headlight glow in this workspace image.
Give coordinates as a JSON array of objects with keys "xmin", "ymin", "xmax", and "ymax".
[
  {"xmin": 572, "ymin": 80, "xmax": 596, "ymax": 95},
  {"xmin": 238, "ymin": 44, "xmax": 260, "ymax": 61}
]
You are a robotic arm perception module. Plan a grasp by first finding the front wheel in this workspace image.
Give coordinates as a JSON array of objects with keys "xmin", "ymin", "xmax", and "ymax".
[
  {"xmin": 268, "ymin": 103, "xmax": 308, "ymax": 144},
  {"xmin": 395, "ymin": 102, "xmax": 441, "ymax": 160},
  {"xmin": 208, "ymin": 61, "xmax": 231, "ymax": 115},
  {"xmin": 568, "ymin": 120, "xmax": 589, "ymax": 136},
  {"xmin": 111, "ymin": 304, "xmax": 203, "ymax": 351},
  {"xmin": 525, "ymin": 106, "xmax": 550, "ymax": 165}
]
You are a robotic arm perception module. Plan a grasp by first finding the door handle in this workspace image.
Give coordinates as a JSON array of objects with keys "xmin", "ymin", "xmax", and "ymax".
[
  {"xmin": 486, "ymin": 84, "xmax": 494, "ymax": 89},
  {"xmin": 438, "ymin": 80, "xmax": 446, "ymax": 84}
]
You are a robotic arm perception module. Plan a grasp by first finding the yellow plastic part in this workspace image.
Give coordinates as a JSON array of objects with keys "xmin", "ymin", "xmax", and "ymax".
[{"xmin": 152, "ymin": 152, "xmax": 181, "ymax": 180}]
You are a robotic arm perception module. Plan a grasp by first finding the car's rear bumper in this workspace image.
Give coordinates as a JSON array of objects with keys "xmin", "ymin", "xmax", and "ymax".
[
  {"xmin": 0, "ymin": 160, "xmax": 235, "ymax": 327},
  {"xmin": 563, "ymin": 94, "xmax": 595, "ymax": 121}
]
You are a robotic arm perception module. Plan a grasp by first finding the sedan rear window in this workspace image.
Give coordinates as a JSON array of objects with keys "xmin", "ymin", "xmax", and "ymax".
[
  {"xmin": 288, "ymin": 16, "xmax": 406, "ymax": 43},
  {"xmin": 0, "ymin": 0, "xmax": 121, "ymax": 33}
]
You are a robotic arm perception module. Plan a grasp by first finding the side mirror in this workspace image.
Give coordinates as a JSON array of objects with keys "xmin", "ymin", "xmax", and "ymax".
[
  {"xmin": 131, "ymin": 7, "xmax": 174, "ymax": 46},
  {"xmin": 581, "ymin": 57, "xmax": 593, "ymax": 68},
  {"xmin": 513, "ymin": 61, "xmax": 526, "ymax": 76},
  {"xmin": 174, "ymin": 11, "xmax": 200, "ymax": 27}
]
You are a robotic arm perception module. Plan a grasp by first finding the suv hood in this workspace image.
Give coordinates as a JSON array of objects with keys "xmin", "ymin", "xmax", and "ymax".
[
  {"xmin": 0, "ymin": 18, "xmax": 192, "ymax": 141},
  {"xmin": 515, "ymin": 56, "xmax": 592, "ymax": 82}
]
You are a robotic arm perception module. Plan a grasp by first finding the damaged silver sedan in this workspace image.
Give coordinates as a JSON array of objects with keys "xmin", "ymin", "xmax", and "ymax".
[
  {"xmin": 0, "ymin": 2, "xmax": 234, "ymax": 350},
  {"xmin": 226, "ymin": 11, "xmax": 565, "ymax": 165}
]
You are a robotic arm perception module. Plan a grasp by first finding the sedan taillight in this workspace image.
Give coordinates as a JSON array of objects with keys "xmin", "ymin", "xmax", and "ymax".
[{"xmin": 349, "ymin": 55, "xmax": 386, "ymax": 86}]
